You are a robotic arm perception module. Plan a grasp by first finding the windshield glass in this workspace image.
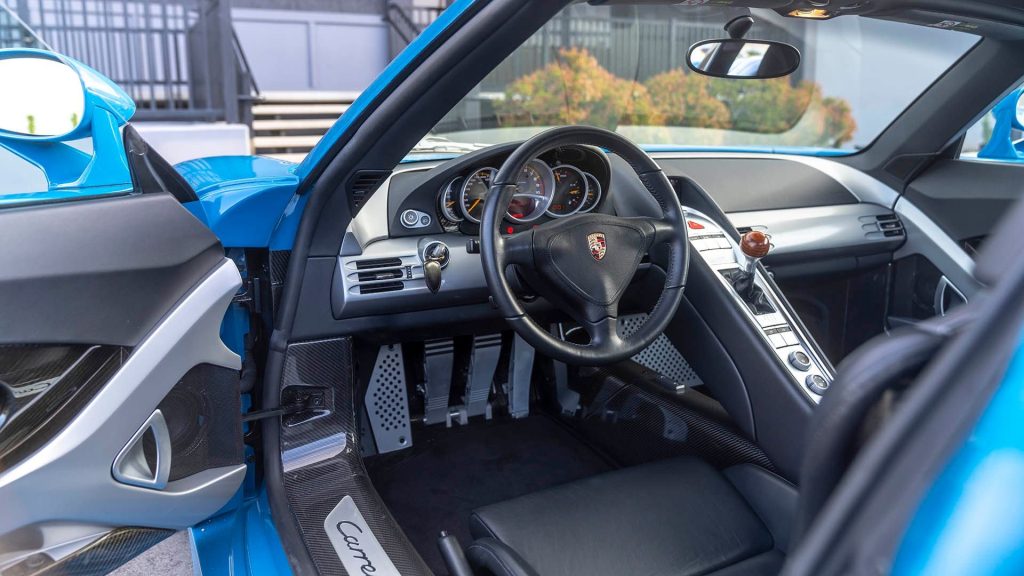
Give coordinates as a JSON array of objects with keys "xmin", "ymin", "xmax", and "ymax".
[
  {"xmin": 422, "ymin": 5, "xmax": 977, "ymax": 157},
  {"xmin": 0, "ymin": 5, "xmax": 47, "ymax": 50}
]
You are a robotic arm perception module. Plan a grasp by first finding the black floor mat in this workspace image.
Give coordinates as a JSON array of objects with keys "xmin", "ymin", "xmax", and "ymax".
[{"xmin": 366, "ymin": 415, "xmax": 615, "ymax": 575}]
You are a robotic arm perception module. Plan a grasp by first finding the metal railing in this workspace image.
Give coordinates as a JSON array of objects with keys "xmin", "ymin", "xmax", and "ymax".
[
  {"xmin": 9, "ymin": 0, "xmax": 258, "ymax": 124},
  {"xmin": 383, "ymin": 1, "xmax": 447, "ymax": 57}
]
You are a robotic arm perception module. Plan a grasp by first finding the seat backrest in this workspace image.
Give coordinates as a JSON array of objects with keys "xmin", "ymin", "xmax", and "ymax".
[
  {"xmin": 791, "ymin": 183, "xmax": 1024, "ymax": 541},
  {"xmin": 791, "ymin": 308, "xmax": 972, "ymax": 542}
]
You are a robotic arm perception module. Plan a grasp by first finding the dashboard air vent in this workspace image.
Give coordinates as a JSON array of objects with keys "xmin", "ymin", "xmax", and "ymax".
[
  {"xmin": 355, "ymin": 257, "xmax": 403, "ymax": 270},
  {"xmin": 359, "ymin": 281, "xmax": 404, "ymax": 295},
  {"xmin": 357, "ymin": 269, "xmax": 405, "ymax": 282},
  {"xmin": 875, "ymin": 214, "xmax": 905, "ymax": 237},
  {"xmin": 347, "ymin": 170, "xmax": 391, "ymax": 214}
]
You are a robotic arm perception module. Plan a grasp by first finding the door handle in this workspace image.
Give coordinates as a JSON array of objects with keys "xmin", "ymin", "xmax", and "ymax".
[
  {"xmin": 112, "ymin": 409, "xmax": 172, "ymax": 490},
  {"xmin": 934, "ymin": 275, "xmax": 967, "ymax": 317}
]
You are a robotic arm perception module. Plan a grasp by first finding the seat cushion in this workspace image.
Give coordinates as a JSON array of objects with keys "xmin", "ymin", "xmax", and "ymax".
[{"xmin": 468, "ymin": 457, "xmax": 777, "ymax": 576}]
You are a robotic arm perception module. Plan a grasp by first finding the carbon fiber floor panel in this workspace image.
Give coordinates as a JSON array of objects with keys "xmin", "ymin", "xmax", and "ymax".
[{"xmin": 279, "ymin": 338, "xmax": 430, "ymax": 576}]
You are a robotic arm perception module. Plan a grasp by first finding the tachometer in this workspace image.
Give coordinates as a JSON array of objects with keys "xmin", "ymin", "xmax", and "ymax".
[
  {"xmin": 460, "ymin": 167, "xmax": 496, "ymax": 224},
  {"xmin": 547, "ymin": 165, "xmax": 587, "ymax": 217},
  {"xmin": 506, "ymin": 159, "xmax": 555, "ymax": 223},
  {"xmin": 579, "ymin": 172, "xmax": 603, "ymax": 213},
  {"xmin": 439, "ymin": 177, "xmax": 464, "ymax": 224}
]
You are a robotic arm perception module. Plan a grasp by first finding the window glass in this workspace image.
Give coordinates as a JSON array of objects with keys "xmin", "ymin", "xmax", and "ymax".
[
  {"xmin": 961, "ymin": 84, "xmax": 1024, "ymax": 164},
  {"xmin": 421, "ymin": 4, "xmax": 978, "ymax": 158}
]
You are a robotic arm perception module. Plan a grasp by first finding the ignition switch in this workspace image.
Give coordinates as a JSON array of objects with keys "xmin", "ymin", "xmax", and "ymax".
[{"xmin": 423, "ymin": 241, "xmax": 450, "ymax": 294}]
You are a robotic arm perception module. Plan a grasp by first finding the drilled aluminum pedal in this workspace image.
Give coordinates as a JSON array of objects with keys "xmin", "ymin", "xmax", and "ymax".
[{"xmin": 364, "ymin": 344, "xmax": 412, "ymax": 454}]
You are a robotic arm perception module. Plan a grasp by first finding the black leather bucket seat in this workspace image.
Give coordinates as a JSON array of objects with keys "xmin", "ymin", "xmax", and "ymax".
[{"xmin": 465, "ymin": 311, "xmax": 966, "ymax": 576}]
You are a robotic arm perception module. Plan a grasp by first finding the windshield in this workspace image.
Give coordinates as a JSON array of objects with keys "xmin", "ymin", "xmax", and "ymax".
[
  {"xmin": 423, "ymin": 5, "xmax": 978, "ymax": 157},
  {"xmin": 0, "ymin": 5, "xmax": 48, "ymax": 50}
]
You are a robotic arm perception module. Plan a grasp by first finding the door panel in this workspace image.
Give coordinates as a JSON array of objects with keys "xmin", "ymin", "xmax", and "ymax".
[
  {"xmin": 0, "ymin": 193, "xmax": 224, "ymax": 346},
  {"xmin": 0, "ymin": 193, "xmax": 244, "ymax": 574}
]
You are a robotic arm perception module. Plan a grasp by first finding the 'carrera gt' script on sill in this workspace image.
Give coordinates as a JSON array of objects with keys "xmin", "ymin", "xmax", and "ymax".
[{"xmin": 324, "ymin": 495, "xmax": 400, "ymax": 575}]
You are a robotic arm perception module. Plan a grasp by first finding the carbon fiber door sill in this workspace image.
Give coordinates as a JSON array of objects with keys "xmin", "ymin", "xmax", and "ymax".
[{"xmin": 325, "ymin": 495, "xmax": 401, "ymax": 576}]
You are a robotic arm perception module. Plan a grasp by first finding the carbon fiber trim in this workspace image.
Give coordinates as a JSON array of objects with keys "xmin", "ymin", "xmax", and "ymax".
[
  {"xmin": 2, "ymin": 527, "xmax": 172, "ymax": 576},
  {"xmin": 571, "ymin": 366, "xmax": 775, "ymax": 472},
  {"xmin": 270, "ymin": 250, "xmax": 291, "ymax": 314},
  {"xmin": 279, "ymin": 338, "xmax": 430, "ymax": 576},
  {"xmin": 0, "ymin": 345, "xmax": 128, "ymax": 473}
]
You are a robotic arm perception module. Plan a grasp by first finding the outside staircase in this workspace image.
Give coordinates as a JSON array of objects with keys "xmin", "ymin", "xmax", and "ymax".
[{"xmin": 251, "ymin": 91, "xmax": 360, "ymax": 163}]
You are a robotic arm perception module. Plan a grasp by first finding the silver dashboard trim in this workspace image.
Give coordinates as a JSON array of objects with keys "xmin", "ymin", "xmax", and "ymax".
[
  {"xmin": 726, "ymin": 204, "xmax": 899, "ymax": 259},
  {"xmin": 895, "ymin": 196, "xmax": 980, "ymax": 298}
]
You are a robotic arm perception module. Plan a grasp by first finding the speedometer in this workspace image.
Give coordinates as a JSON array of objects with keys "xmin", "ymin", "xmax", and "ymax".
[
  {"xmin": 460, "ymin": 167, "xmax": 496, "ymax": 224},
  {"xmin": 547, "ymin": 165, "xmax": 587, "ymax": 217}
]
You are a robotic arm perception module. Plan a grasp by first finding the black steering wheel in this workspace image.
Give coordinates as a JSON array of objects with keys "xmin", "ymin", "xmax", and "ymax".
[{"xmin": 480, "ymin": 126, "xmax": 689, "ymax": 365}]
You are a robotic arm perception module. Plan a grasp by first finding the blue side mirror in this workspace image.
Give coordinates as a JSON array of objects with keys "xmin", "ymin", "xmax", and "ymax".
[
  {"xmin": 0, "ymin": 48, "xmax": 136, "ymax": 201},
  {"xmin": 978, "ymin": 87, "xmax": 1024, "ymax": 163}
]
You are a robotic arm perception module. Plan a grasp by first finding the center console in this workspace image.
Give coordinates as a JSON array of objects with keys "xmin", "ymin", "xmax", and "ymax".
[{"xmin": 685, "ymin": 208, "xmax": 834, "ymax": 403}]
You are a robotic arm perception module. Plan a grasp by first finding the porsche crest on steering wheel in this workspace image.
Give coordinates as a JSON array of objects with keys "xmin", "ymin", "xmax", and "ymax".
[{"xmin": 587, "ymin": 232, "xmax": 607, "ymax": 261}]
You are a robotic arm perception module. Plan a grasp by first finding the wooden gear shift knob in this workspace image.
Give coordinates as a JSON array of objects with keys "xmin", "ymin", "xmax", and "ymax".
[{"xmin": 740, "ymin": 230, "xmax": 771, "ymax": 259}]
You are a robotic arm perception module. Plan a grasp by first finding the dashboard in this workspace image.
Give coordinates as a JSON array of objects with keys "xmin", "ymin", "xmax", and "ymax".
[
  {"xmin": 339, "ymin": 147, "xmax": 910, "ymax": 322},
  {"xmin": 326, "ymin": 143, "xmax": 938, "ymax": 414},
  {"xmin": 385, "ymin": 144, "xmax": 612, "ymax": 239}
]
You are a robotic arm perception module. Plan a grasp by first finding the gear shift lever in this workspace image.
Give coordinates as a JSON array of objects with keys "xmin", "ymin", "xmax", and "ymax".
[
  {"xmin": 724, "ymin": 230, "xmax": 773, "ymax": 314},
  {"xmin": 740, "ymin": 230, "xmax": 771, "ymax": 281}
]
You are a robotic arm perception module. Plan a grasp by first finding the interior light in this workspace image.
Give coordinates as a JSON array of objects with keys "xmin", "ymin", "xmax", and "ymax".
[{"xmin": 788, "ymin": 8, "xmax": 831, "ymax": 19}]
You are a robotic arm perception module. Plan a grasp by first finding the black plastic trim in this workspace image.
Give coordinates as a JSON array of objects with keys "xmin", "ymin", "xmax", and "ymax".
[{"xmin": 0, "ymin": 193, "xmax": 224, "ymax": 346}]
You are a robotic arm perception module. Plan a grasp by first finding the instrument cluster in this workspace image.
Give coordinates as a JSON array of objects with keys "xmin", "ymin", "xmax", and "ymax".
[{"xmin": 437, "ymin": 155, "xmax": 603, "ymax": 232}]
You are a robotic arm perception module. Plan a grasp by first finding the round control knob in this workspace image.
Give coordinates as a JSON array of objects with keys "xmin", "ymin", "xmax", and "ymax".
[
  {"xmin": 740, "ymin": 230, "xmax": 771, "ymax": 259},
  {"xmin": 806, "ymin": 374, "xmax": 830, "ymax": 395},
  {"xmin": 402, "ymin": 210, "xmax": 419, "ymax": 226},
  {"xmin": 788, "ymin": 350, "xmax": 812, "ymax": 372}
]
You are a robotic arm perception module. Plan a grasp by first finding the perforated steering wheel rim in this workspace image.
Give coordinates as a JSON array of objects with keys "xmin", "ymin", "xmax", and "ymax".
[{"xmin": 479, "ymin": 126, "xmax": 689, "ymax": 365}]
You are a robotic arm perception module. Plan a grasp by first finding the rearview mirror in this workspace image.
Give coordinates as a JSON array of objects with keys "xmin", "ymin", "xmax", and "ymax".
[
  {"xmin": 687, "ymin": 39, "xmax": 801, "ymax": 80},
  {"xmin": 0, "ymin": 56, "xmax": 85, "ymax": 138}
]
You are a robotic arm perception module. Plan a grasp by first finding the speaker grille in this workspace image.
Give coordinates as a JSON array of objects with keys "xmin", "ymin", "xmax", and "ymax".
[{"xmin": 150, "ymin": 364, "xmax": 242, "ymax": 481}]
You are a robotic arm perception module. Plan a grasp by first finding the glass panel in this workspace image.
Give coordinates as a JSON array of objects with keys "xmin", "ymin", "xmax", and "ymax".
[{"xmin": 425, "ymin": 5, "xmax": 979, "ymax": 158}]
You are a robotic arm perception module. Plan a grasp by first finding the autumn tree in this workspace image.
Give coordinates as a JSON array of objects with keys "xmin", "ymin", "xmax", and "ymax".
[
  {"xmin": 643, "ymin": 70, "xmax": 731, "ymax": 129},
  {"xmin": 496, "ymin": 47, "xmax": 662, "ymax": 129},
  {"xmin": 498, "ymin": 48, "xmax": 858, "ymax": 149}
]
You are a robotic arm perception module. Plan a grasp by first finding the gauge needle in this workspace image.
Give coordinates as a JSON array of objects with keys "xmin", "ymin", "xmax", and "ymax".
[{"xmin": 469, "ymin": 198, "xmax": 482, "ymax": 212}]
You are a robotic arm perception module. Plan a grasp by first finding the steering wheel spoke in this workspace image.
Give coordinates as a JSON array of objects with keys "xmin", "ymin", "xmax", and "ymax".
[
  {"xmin": 631, "ymin": 216, "xmax": 679, "ymax": 250},
  {"xmin": 499, "ymin": 229, "xmax": 535, "ymax": 267}
]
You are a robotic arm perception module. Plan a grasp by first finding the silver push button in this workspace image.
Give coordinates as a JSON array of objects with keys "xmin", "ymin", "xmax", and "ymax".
[
  {"xmin": 789, "ymin": 350, "xmax": 812, "ymax": 371},
  {"xmin": 806, "ymin": 374, "xmax": 829, "ymax": 395}
]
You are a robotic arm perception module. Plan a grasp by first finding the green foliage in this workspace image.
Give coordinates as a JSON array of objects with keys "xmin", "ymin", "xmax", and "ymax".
[{"xmin": 497, "ymin": 48, "xmax": 858, "ymax": 148}]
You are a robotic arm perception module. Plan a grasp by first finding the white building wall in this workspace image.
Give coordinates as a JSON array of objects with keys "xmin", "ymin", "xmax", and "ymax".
[{"xmin": 233, "ymin": 8, "xmax": 390, "ymax": 92}]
